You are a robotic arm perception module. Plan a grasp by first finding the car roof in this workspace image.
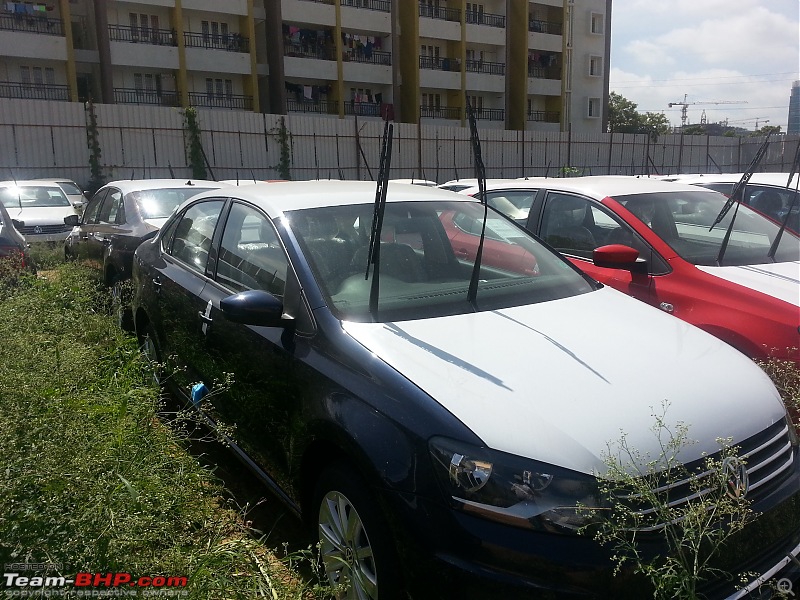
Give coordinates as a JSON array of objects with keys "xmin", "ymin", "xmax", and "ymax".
[
  {"xmin": 666, "ymin": 172, "xmax": 800, "ymax": 188},
  {"xmin": 100, "ymin": 179, "xmax": 228, "ymax": 194},
  {"xmin": 458, "ymin": 175, "xmax": 713, "ymax": 200},
  {"xmin": 187, "ymin": 180, "xmax": 472, "ymax": 216},
  {"xmin": 0, "ymin": 180, "xmax": 65, "ymax": 188}
]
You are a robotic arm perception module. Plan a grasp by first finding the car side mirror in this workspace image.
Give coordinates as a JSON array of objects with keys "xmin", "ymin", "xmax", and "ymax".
[
  {"xmin": 64, "ymin": 215, "xmax": 79, "ymax": 227},
  {"xmin": 220, "ymin": 289, "xmax": 293, "ymax": 328},
  {"xmin": 593, "ymin": 244, "xmax": 648, "ymax": 274},
  {"xmin": 11, "ymin": 219, "xmax": 24, "ymax": 230}
]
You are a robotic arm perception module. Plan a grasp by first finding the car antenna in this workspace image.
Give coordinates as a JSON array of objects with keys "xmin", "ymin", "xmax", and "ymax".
[
  {"xmin": 767, "ymin": 141, "xmax": 800, "ymax": 260},
  {"xmin": 365, "ymin": 118, "xmax": 394, "ymax": 321},
  {"xmin": 168, "ymin": 161, "xmax": 175, "ymax": 178},
  {"xmin": 8, "ymin": 169, "xmax": 22, "ymax": 211},
  {"xmin": 712, "ymin": 132, "xmax": 771, "ymax": 266},
  {"xmin": 465, "ymin": 94, "xmax": 488, "ymax": 309},
  {"xmin": 250, "ymin": 169, "xmax": 257, "ymax": 184}
]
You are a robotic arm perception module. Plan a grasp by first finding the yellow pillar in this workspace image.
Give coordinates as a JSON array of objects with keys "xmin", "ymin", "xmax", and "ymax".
[
  {"xmin": 242, "ymin": 0, "xmax": 259, "ymax": 113},
  {"xmin": 173, "ymin": 0, "xmax": 188, "ymax": 108},
  {"xmin": 506, "ymin": 0, "xmax": 528, "ymax": 131},
  {"xmin": 58, "ymin": 0, "xmax": 78, "ymax": 102},
  {"xmin": 397, "ymin": 0, "xmax": 420, "ymax": 124}
]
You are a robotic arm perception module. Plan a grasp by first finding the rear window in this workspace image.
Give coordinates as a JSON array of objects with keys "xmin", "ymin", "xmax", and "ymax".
[
  {"xmin": 0, "ymin": 186, "xmax": 70, "ymax": 208},
  {"xmin": 57, "ymin": 182, "xmax": 83, "ymax": 195},
  {"xmin": 131, "ymin": 188, "xmax": 216, "ymax": 219}
]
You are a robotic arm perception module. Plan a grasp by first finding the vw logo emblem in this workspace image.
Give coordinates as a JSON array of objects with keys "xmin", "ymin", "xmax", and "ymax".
[
  {"xmin": 33, "ymin": 225, "xmax": 42, "ymax": 234},
  {"xmin": 721, "ymin": 456, "xmax": 749, "ymax": 500}
]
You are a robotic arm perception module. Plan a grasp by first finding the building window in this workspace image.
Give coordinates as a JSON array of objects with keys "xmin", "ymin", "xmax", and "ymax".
[
  {"xmin": 587, "ymin": 97, "xmax": 601, "ymax": 118},
  {"xmin": 422, "ymin": 93, "xmax": 441, "ymax": 109},
  {"xmin": 32, "ymin": 67, "xmax": 43, "ymax": 85},
  {"xmin": 589, "ymin": 55, "xmax": 603, "ymax": 77},
  {"xmin": 590, "ymin": 12, "xmax": 604, "ymax": 35},
  {"xmin": 45, "ymin": 68, "xmax": 55, "ymax": 85},
  {"xmin": 20, "ymin": 66, "xmax": 30, "ymax": 85}
]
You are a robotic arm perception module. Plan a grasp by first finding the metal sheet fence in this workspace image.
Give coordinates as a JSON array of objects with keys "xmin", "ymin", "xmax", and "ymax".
[{"xmin": 0, "ymin": 98, "xmax": 797, "ymax": 188}]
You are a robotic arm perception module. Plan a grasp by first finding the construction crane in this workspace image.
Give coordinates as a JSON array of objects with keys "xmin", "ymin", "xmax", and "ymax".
[
  {"xmin": 668, "ymin": 94, "xmax": 748, "ymax": 127},
  {"xmin": 726, "ymin": 117, "xmax": 770, "ymax": 130}
]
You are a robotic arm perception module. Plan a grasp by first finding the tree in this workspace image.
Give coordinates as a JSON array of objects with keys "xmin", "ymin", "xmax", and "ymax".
[
  {"xmin": 751, "ymin": 125, "xmax": 781, "ymax": 137},
  {"xmin": 608, "ymin": 92, "xmax": 672, "ymax": 140}
]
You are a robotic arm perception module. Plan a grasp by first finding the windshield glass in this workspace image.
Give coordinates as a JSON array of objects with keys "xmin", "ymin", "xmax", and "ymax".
[
  {"xmin": 286, "ymin": 201, "xmax": 594, "ymax": 322},
  {"xmin": 57, "ymin": 181, "xmax": 84, "ymax": 196},
  {"xmin": 132, "ymin": 188, "xmax": 216, "ymax": 219},
  {"xmin": 0, "ymin": 186, "xmax": 70, "ymax": 208},
  {"xmin": 617, "ymin": 190, "xmax": 800, "ymax": 266}
]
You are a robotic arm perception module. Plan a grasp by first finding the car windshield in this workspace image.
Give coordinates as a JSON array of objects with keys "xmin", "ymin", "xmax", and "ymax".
[
  {"xmin": 132, "ymin": 188, "xmax": 216, "ymax": 219},
  {"xmin": 286, "ymin": 200, "xmax": 594, "ymax": 322},
  {"xmin": 57, "ymin": 181, "xmax": 83, "ymax": 195},
  {"xmin": 616, "ymin": 190, "xmax": 800, "ymax": 266},
  {"xmin": 0, "ymin": 186, "xmax": 70, "ymax": 208}
]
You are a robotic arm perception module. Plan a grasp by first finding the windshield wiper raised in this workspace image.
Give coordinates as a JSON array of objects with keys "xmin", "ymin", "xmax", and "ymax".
[
  {"xmin": 465, "ymin": 95, "xmax": 488, "ymax": 309},
  {"xmin": 365, "ymin": 119, "xmax": 394, "ymax": 321},
  {"xmin": 767, "ymin": 141, "xmax": 800, "ymax": 260}
]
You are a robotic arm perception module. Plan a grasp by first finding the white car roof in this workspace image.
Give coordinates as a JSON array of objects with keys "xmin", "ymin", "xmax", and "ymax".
[
  {"xmin": 187, "ymin": 180, "xmax": 471, "ymax": 217},
  {"xmin": 457, "ymin": 175, "xmax": 712, "ymax": 200},
  {"xmin": 101, "ymin": 179, "xmax": 228, "ymax": 194},
  {"xmin": 0, "ymin": 180, "xmax": 65, "ymax": 189},
  {"xmin": 388, "ymin": 178, "xmax": 438, "ymax": 186},
  {"xmin": 666, "ymin": 172, "xmax": 800, "ymax": 188}
]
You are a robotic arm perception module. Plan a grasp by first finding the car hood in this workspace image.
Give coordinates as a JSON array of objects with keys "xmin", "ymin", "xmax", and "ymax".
[
  {"xmin": 7, "ymin": 205, "xmax": 75, "ymax": 224},
  {"xmin": 695, "ymin": 262, "xmax": 800, "ymax": 307},
  {"xmin": 342, "ymin": 287, "xmax": 785, "ymax": 475}
]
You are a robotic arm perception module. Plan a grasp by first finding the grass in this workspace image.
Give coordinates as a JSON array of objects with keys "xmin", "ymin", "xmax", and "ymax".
[{"xmin": 0, "ymin": 262, "xmax": 329, "ymax": 599}]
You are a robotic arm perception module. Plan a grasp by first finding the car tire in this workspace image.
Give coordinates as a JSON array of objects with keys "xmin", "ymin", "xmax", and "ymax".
[
  {"xmin": 139, "ymin": 323, "xmax": 163, "ymax": 386},
  {"xmin": 313, "ymin": 463, "xmax": 403, "ymax": 600},
  {"xmin": 110, "ymin": 278, "xmax": 134, "ymax": 331}
]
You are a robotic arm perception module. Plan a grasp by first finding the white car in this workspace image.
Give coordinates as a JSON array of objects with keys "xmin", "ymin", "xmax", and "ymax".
[
  {"xmin": 0, "ymin": 180, "xmax": 79, "ymax": 243},
  {"xmin": 35, "ymin": 178, "xmax": 89, "ymax": 212}
]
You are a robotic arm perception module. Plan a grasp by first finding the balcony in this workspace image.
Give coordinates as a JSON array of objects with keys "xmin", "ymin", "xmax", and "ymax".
[
  {"xmin": 528, "ymin": 19, "xmax": 562, "ymax": 35},
  {"xmin": 528, "ymin": 64, "xmax": 560, "ymax": 79},
  {"xmin": 286, "ymin": 98, "xmax": 339, "ymax": 114},
  {"xmin": 466, "ymin": 11, "xmax": 505, "ymax": 28},
  {"xmin": 344, "ymin": 49, "xmax": 391, "ymax": 66},
  {"xmin": 470, "ymin": 107, "xmax": 504, "ymax": 121},
  {"xmin": 341, "ymin": 0, "xmax": 390, "ymax": 12},
  {"xmin": 466, "ymin": 60, "xmax": 505, "ymax": 76},
  {"xmin": 189, "ymin": 92, "xmax": 253, "ymax": 110},
  {"xmin": 0, "ymin": 13, "xmax": 63, "ymax": 36},
  {"xmin": 284, "ymin": 43, "xmax": 335, "ymax": 61},
  {"xmin": 184, "ymin": 31, "xmax": 250, "ymax": 53},
  {"xmin": 109, "ymin": 24, "xmax": 176, "ymax": 46},
  {"xmin": 297, "ymin": 0, "xmax": 334, "ymax": 3},
  {"xmin": 527, "ymin": 110, "xmax": 560, "ymax": 123},
  {"xmin": 0, "ymin": 81, "xmax": 69, "ymax": 101},
  {"xmin": 418, "ymin": 4, "xmax": 460, "ymax": 22},
  {"xmin": 113, "ymin": 88, "xmax": 180, "ymax": 107},
  {"xmin": 420, "ymin": 105, "xmax": 461, "ymax": 119},
  {"xmin": 343, "ymin": 101, "xmax": 382, "ymax": 117},
  {"xmin": 419, "ymin": 55, "xmax": 460, "ymax": 72}
]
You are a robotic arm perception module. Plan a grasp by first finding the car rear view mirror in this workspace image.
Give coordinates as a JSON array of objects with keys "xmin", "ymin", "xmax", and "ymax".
[
  {"xmin": 593, "ymin": 244, "xmax": 648, "ymax": 274},
  {"xmin": 11, "ymin": 219, "xmax": 24, "ymax": 230},
  {"xmin": 220, "ymin": 289, "xmax": 292, "ymax": 328},
  {"xmin": 64, "ymin": 215, "xmax": 80, "ymax": 227}
]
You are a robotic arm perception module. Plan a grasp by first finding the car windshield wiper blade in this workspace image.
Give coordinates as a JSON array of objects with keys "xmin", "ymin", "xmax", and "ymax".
[
  {"xmin": 767, "ymin": 142, "xmax": 800, "ymax": 260},
  {"xmin": 713, "ymin": 134, "xmax": 771, "ymax": 266},
  {"xmin": 465, "ymin": 95, "xmax": 488, "ymax": 309},
  {"xmin": 365, "ymin": 119, "xmax": 394, "ymax": 321}
]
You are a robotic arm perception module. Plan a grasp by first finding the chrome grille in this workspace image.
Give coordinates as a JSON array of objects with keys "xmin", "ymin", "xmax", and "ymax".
[
  {"xmin": 614, "ymin": 419, "xmax": 795, "ymax": 532},
  {"xmin": 19, "ymin": 224, "xmax": 70, "ymax": 235}
]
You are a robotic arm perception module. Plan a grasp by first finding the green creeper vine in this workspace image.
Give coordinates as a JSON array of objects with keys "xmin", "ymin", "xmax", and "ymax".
[
  {"xmin": 183, "ymin": 107, "xmax": 208, "ymax": 180},
  {"xmin": 85, "ymin": 100, "xmax": 106, "ymax": 194},
  {"xmin": 273, "ymin": 117, "xmax": 292, "ymax": 180}
]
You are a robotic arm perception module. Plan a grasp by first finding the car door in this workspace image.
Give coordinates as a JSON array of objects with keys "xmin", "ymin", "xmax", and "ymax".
[
  {"xmin": 190, "ymin": 200, "xmax": 313, "ymax": 499},
  {"xmin": 88, "ymin": 188, "xmax": 123, "ymax": 269},
  {"xmin": 534, "ymin": 191, "xmax": 668, "ymax": 305},
  {"xmin": 74, "ymin": 190, "xmax": 106, "ymax": 262}
]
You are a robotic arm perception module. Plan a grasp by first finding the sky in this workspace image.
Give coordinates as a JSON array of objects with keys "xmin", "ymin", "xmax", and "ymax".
[{"xmin": 609, "ymin": 0, "xmax": 800, "ymax": 132}]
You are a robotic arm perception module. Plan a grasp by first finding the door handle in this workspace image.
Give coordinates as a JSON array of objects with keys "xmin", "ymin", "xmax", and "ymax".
[
  {"xmin": 152, "ymin": 278, "xmax": 162, "ymax": 294},
  {"xmin": 198, "ymin": 311, "xmax": 213, "ymax": 324}
]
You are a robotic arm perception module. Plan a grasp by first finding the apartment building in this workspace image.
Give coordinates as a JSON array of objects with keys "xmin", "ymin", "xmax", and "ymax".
[{"xmin": 0, "ymin": 0, "xmax": 611, "ymax": 133}]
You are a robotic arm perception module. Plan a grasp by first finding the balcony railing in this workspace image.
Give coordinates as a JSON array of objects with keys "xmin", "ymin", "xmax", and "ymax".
[
  {"xmin": 341, "ymin": 0, "xmax": 391, "ymax": 11},
  {"xmin": 466, "ymin": 60, "xmax": 505, "ymax": 76},
  {"xmin": 418, "ymin": 4, "xmax": 460, "ymax": 22},
  {"xmin": 287, "ymin": 98, "xmax": 339, "ymax": 114},
  {"xmin": 298, "ymin": 0, "xmax": 334, "ymax": 3},
  {"xmin": 419, "ymin": 55, "xmax": 460, "ymax": 71},
  {"xmin": 527, "ymin": 110, "xmax": 560, "ymax": 123},
  {"xmin": 344, "ymin": 49, "xmax": 391, "ymax": 66},
  {"xmin": 189, "ymin": 92, "xmax": 253, "ymax": 110},
  {"xmin": 284, "ymin": 43, "xmax": 335, "ymax": 61},
  {"xmin": 0, "ymin": 82, "xmax": 69, "ymax": 101},
  {"xmin": 528, "ymin": 65, "xmax": 560, "ymax": 79},
  {"xmin": 113, "ymin": 88, "xmax": 180, "ymax": 107},
  {"xmin": 473, "ymin": 108, "xmax": 505, "ymax": 121},
  {"xmin": 466, "ymin": 11, "xmax": 505, "ymax": 27},
  {"xmin": 184, "ymin": 31, "xmax": 249, "ymax": 53},
  {"xmin": 108, "ymin": 24, "xmax": 177, "ymax": 45},
  {"xmin": 528, "ymin": 19, "xmax": 562, "ymax": 35},
  {"xmin": 420, "ymin": 105, "xmax": 461, "ymax": 120},
  {"xmin": 0, "ymin": 13, "xmax": 63, "ymax": 36},
  {"xmin": 344, "ymin": 102, "xmax": 382, "ymax": 117}
]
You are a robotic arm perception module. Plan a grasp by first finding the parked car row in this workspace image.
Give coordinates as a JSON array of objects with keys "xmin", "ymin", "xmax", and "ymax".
[{"xmin": 120, "ymin": 179, "xmax": 799, "ymax": 599}]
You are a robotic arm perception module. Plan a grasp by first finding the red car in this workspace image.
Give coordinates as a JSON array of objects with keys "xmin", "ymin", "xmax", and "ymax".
[{"xmin": 462, "ymin": 176, "xmax": 800, "ymax": 364}]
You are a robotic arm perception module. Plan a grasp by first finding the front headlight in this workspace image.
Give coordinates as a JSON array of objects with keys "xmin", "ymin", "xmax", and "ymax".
[{"xmin": 429, "ymin": 437, "xmax": 606, "ymax": 532}]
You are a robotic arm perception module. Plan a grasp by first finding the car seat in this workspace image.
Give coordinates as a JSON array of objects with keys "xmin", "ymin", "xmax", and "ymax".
[
  {"xmin": 544, "ymin": 196, "xmax": 597, "ymax": 253},
  {"xmin": 751, "ymin": 191, "xmax": 783, "ymax": 221}
]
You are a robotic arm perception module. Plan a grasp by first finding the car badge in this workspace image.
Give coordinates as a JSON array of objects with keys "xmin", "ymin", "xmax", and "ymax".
[
  {"xmin": 721, "ymin": 456, "xmax": 749, "ymax": 500},
  {"xmin": 33, "ymin": 226, "xmax": 42, "ymax": 234}
]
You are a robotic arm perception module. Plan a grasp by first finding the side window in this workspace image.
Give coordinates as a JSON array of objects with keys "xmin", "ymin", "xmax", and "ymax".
[
  {"xmin": 216, "ymin": 202, "xmax": 288, "ymax": 297},
  {"xmin": 485, "ymin": 190, "xmax": 536, "ymax": 224},
  {"xmin": 159, "ymin": 215, "xmax": 180, "ymax": 253},
  {"xmin": 169, "ymin": 200, "xmax": 226, "ymax": 274},
  {"xmin": 115, "ymin": 196, "xmax": 127, "ymax": 225},
  {"xmin": 540, "ymin": 193, "xmax": 598, "ymax": 258},
  {"xmin": 83, "ymin": 190, "xmax": 107, "ymax": 225},
  {"xmin": 98, "ymin": 189, "xmax": 122, "ymax": 224}
]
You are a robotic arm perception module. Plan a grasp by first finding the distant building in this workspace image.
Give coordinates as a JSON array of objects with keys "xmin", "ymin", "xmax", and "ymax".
[
  {"xmin": 788, "ymin": 80, "xmax": 800, "ymax": 135},
  {"xmin": 0, "ymin": 0, "xmax": 611, "ymax": 133}
]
